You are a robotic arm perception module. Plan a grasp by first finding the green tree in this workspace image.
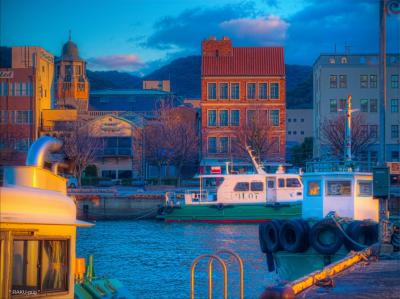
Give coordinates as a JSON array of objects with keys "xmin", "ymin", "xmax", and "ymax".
[{"xmin": 290, "ymin": 137, "xmax": 313, "ymax": 167}]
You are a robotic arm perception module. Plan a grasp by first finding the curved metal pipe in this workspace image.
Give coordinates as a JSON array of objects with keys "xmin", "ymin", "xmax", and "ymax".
[{"xmin": 26, "ymin": 136, "xmax": 63, "ymax": 168}]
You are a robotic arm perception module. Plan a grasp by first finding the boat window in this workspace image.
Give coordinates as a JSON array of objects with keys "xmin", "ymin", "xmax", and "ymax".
[
  {"xmin": 326, "ymin": 180, "xmax": 351, "ymax": 196},
  {"xmin": 251, "ymin": 182, "xmax": 263, "ymax": 191},
  {"xmin": 307, "ymin": 181, "xmax": 321, "ymax": 196},
  {"xmin": 234, "ymin": 182, "xmax": 249, "ymax": 191},
  {"xmin": 12, "ymin": 239, "xmax": 69, "ymax": 295},
  {"xmin": 267, "ymin": 180, "xmax": 275, "ymax": 188},
  {"xmin": 286, "ymin": 178, "xmax": 301, "ymax": 188},
  {"xmin": 358, "ymin": 181, "xmax": 372, "ymax": 196},
  {"xmin": 278, "ymin": 179, "xmax": 285, "ymax": 188}
]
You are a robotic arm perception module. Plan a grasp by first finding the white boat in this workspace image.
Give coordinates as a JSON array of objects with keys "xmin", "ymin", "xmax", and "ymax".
[{"xmin": 158, "ymin": 149, "xmax": 304, "ymax": 223}]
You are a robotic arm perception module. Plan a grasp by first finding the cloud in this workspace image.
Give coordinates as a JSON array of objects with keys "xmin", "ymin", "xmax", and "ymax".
[
  {"xmin": 87, "ymin": 54, "xmax": 145, "ymax": 71},
  {"xmin": 144, "ymin": 2, "xmax": 260, "ymax": 50},
  {"xmin": 220, "ymin": 16, "xmax": 289, "ymax": 45}
]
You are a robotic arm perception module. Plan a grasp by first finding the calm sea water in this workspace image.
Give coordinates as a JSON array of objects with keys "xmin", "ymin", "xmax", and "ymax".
[{"xmin": 76, "ymin": 220, "xmax": 279, "ymax": 299}]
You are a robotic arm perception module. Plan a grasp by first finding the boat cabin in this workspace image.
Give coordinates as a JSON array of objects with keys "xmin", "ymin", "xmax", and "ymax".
[
  {"xmin": 0, "ymin": 137, "xmax": 92, "ymax": 299},
  {"xmin": 184, "ymin": 173, "xmax": 303, "ymax": 205},
  {"xmin": 302, "ymin": 171, "xmax": 379, "ymax": 221}
]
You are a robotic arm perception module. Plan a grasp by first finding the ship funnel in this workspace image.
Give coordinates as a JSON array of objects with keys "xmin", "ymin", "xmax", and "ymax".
[{"xmin": 26, "ymin": 136, "xmax": 63, "ymax": 168}]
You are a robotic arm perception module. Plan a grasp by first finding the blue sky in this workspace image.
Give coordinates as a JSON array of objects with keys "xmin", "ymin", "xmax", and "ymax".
[{"xmin": 1, "ymin": 0, "xmax": 399, "ymax": 74}]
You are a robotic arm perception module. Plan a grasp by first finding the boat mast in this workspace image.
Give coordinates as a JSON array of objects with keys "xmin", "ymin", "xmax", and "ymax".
[
  {"xmin": 344, "ymin": 95, "xmax": 353, "ymax": 162},
  {"xmin": 245, "ymin": 145, "xmax": 267, "ymax": 175}
]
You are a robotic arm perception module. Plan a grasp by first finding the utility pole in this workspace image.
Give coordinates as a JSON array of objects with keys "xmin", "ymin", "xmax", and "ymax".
[{"xmin": 375, "ymin": 0, "xmax": 400, "ymax": 251}]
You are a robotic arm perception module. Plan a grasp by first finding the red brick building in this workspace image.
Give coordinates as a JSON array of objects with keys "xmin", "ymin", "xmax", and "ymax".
[
  {"xmin": 0, "ymin": 46, "xmax": 54, "ymax": 166},
  {"xmin": 201, "ymin": 37, "xmax": 286, "ymax": 171}
]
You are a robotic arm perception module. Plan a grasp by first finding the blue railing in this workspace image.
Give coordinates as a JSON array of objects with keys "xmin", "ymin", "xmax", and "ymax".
[{"xmin": 305, "ymin": 161, "xmax": 376, "ymax": 173}]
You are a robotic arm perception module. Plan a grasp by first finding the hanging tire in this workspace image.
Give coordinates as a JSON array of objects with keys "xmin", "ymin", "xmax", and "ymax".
[
  {"xmin": 344, "ymin": 220, "xmax": 378, "ymax": 251},
  {"xmin": 279, "ymin": 219, "xmax": 309, "ymax": 253},
  {"xmin": 259, "ymin": 220, "xmax": 282, "ymax": 253},
  {"xmin": 310, "ymin": 219, "xmax": 344, "ymax": 255}
]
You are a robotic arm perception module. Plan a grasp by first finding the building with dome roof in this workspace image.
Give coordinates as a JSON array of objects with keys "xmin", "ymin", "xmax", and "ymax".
[{"xmin": 54, "ymin": 33, "xmax": 89, "ymax": 111}]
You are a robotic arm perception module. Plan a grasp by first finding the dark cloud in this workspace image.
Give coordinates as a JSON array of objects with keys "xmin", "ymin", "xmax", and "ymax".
[
  {"xmin": 135, "ymin": 0, "xmax": 396, "ymax": 67},
  {"xmin": 144, "ymin": 2, "xmax": 271, "ymax": 50},
  {"xmin": 285, "ymin": 0, "xmax": 380, "ymax": 64}
]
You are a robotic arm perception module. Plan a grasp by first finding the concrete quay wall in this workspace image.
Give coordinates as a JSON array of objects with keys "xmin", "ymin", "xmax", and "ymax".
[{"xmin": 75, "ymin": 195, "xmax": 164, "ymax": 220}]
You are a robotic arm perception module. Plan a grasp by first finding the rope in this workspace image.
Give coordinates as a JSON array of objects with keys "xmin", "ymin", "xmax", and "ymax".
[{"xmin": 326, "ymin": 212, "xmax": 368, "ymax": 250}]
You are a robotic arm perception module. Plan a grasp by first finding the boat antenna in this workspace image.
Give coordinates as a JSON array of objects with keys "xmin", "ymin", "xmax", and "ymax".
[{"xmin": 245, "ymin": 145, "xmax": 267, "ymax": 175}]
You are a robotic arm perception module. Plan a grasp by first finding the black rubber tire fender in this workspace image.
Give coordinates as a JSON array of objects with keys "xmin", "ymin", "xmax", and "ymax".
[
  {"xmin": 310, "ymin": 219, "xmax": 344, "ymax": 255},
  {"xmin": 279, "ymin": 219, "xmax": 308, "ymax": 253},
  {"xmin": 344, "ymin": 220, "xmax": 378, "ymax": 251},
  {"xmin": 259, "ymin": 220, "xmax": 282, "ymax": 253}
]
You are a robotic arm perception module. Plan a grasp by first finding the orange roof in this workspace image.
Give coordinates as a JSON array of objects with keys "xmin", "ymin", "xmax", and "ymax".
[{"xmin": 202, "ymin": 47, "xmax": 285, "ymax": 77}]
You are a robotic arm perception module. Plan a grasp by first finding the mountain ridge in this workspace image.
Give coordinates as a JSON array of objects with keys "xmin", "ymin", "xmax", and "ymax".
[{"xmin": 87, "ymin": 56, "xmax": 312, "ymax": 108}]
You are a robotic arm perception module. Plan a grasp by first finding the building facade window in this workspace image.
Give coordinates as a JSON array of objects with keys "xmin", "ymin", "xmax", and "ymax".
[
  {"xmin": 0, "ymin": 111, "xmax": 8, "ymax": 124},
  {"xmin": 219, "ymin": 137, "xmax": 229, "ymax": 153},
  {"xmin": 370, "ymin": 75, "xmax": 377, "ymax": 88},
  {"xmin": 330, "ymin": 75, "xmax": 337, "ymax": 88},
  {"xmin": 208, "ymin": 137, "xmax": 217, "ymax": 154},
  {"xmin": 270, "ymin": 83, "xmax": 279, "ymax": 99},
  {"xmin": 247, "ymin": 83, "xmax": 256, "ymax": 99},
  {"xmin": 370, "ymin": 125, "xmax": 378, "ymax": 138},
  {"xmin": 391, "ymin": 99, "xmax": 399, "ymax": 112},
  {"xmin": 370, "ymin": 99, "xmax": 378, "ymax": 112},
  {"xmin": 339, "ymin": 75, "xmax": 347, "ymax": 88},
  {"xmin": 270, "ymin": 110, "xmax": 280, "ymax": 126},
  {"xmin": 15, "ymin": 111, "xmax": 32, "ymax": 124},
  {"xmin": 392, "ymin": 151, "xmax": 399, "ymax": 161},
  {"xmin": 259, "ymin": 83, "xmax": 268, "ymax": 99},
  {"xmin": 360, "ymin": 99, "xmax": 369, "ymax": 112},
  {"xmin": 338, "ymin": 98, "xmax": 346, "ymax": 110},
  {"xmin": 330, "ymin": 99, "xmax": 337, "ymax": 112},
  {"xmin": 247, "ymin": 110, "xmax": 256, "ymax": 125},
  {"xmin": 392, "ymin": 74, "xmax": 399, "ymax": 88},
  {"xmin": 219, "ymin": 110, "xmax": 229, "ymax": 126},
  {"xmin": 219, "ymin": 83, "xmax": 228, "ymax": 99},
  {"xmin": 391, "ymin": 125, "xmax": 399, "ymax": 139},
  {"xmin": 360, "ymin": 75, "xmax": 368, "ymax": 88},
  {"xmin": 230, "ymin": 110, "xmax": 240, "ymax": 126},
  {"xmin": 231, "ymin": 83, "xmax": 240, "ymax": 100},
  {"xmin": 207, "ymin": 110, "xmax": 217, "ymax": 127},
  {"xmin": 207, "ymin": 83, "xmax": 217, "ymax": 100},
  {"xmin": 15, "ymin": 138, "xmax": 30, "ymax": 151}
]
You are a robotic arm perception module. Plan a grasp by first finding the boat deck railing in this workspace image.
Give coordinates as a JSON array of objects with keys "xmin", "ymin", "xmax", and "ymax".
[{"xmin": 305, "ymin": 161, "xmax": 376, "ymax": 173}]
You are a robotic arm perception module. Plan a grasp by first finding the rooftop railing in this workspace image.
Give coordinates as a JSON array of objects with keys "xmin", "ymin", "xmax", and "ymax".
[{"xmin": 305, "ymin": 161, "xmax": 376, "ymax": 173}]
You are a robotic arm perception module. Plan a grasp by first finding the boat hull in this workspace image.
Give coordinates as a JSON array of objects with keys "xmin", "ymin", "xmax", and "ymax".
[
  {"xmin": 159, "ymin": 202, "xmax": 302, "ymax": 223},
  {"xmin": 272, "ymin": 247, "xmax": 348, "ymax": 281}
]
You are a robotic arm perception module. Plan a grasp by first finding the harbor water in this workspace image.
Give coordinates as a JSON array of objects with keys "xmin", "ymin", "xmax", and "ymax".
[{"xmin": 77, "ymin": 220, "xmax": 278, "ymax": 299}]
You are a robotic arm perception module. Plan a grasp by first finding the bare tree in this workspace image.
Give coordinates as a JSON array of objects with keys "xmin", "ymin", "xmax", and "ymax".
[
  {"xmin": 145, "ymin": 103, "xmax": 198, "ymax": 185},
  {"xmin": 233, "ymin": 110, "xmax": 279, "ymax": 163},
  {"xmin": 61, "ymin": 121, "xmax": 102, "ymax": 185},
  {"xmin": 321, "ymin": 113, "xmax": 376, "ymax": 159}
]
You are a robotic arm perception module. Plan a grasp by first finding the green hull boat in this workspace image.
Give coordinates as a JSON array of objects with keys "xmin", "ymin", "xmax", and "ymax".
[{"xmin": 158, "ymin": 202, "xmax": 302, "ymax": 223}]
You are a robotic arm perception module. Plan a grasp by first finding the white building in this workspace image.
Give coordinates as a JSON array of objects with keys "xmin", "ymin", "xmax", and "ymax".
[{"xmin": 313, "ymin": 54, "xmax": 400, "ymax": 162}]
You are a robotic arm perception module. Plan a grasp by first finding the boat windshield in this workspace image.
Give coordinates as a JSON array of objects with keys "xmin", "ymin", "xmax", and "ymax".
[{"xmin": 203, "ymin": 177, "xmax": 224, "ymax": 191}]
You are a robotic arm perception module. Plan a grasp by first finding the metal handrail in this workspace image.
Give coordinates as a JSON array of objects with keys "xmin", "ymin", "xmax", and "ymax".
[
  {"xmin": 190, "ymin": 254, "xmax": 228, "ymax": 299},
  {"xmin": 212, "ymin": 249, "xmax": 244, "ymax": 299}
]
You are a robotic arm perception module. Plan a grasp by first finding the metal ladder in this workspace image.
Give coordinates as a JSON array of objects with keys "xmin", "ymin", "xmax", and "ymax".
[{"xmin": 190, "ymin": 249, "xmax": 244, "ymax": 299}]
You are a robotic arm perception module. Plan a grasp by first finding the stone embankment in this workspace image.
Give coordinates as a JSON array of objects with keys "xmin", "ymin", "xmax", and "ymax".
[{"xmin": 69, "ymin": 187, "xmax": 168, "ymax": 220}]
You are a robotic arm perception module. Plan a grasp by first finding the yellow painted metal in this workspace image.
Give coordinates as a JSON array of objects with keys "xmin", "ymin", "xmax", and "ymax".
[
  {"xmin": 75, "ymin": 257, "xmax": 86, "ymax": 282},
  {"xmin": 214, "ymin": 249, "xmax": 244, "ymax": 299},
  {"xmin": 190, "ymin": 254, "xmax": 228, "ymax": 299},
  {"xmin": 289, "ymin": 248, "xmax": 371, "ymax": 295}
]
